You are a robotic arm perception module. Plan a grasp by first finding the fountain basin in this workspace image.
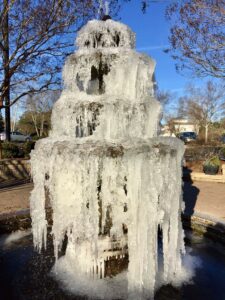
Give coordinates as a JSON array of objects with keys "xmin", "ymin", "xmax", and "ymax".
[
  {"xmin": 0, "ymin": 228, "xmax": 225, "ymax": 300},
  {"xmin": 30, "ymin": 136, "xmax": 185, "ymax": 296}
]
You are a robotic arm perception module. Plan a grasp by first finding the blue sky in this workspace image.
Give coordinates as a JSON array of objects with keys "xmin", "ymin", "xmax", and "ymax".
[{"xmin": 119, "ymin": 1, "xmax": 192, "ymax": 96}]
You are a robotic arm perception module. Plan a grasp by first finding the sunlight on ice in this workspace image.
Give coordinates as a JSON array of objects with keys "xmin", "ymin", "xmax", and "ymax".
[{"xmin": 30, "ymin": 18, "xmax": 190, "ymax": 299}]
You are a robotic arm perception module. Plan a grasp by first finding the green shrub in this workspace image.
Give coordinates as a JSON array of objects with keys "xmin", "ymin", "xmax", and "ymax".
[
  {"xmin": 1, "ymin": 141, "xmax": 36, "ymax": 159},
  {"xmin": 203, "ymin": 155, "xmax": 220, "ymax": 175},
  {"xmin": 219, "ymin": 148, "xmax": 225, "ymax": 160},
  {"xmin": 23, "ymin": 141, "xmax": 35, "ymax": 158},
  {"xmin": 31, "ymin": 135, "xmax": 41, "ymax": 141},
  {"xmin": 203, "ymin": 156, "xmax": 220, "ymax": 167},
  {"xmin": 2, "ymin": 142, "xmax": 23, "ymax": 158}
]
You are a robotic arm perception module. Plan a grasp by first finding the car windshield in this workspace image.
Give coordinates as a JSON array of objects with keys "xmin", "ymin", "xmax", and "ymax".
[
  {"xmin": 11, "ymin": 132, "xmax": 23, "ymax": 135},
  {"xmin": 182, "ymin": 132, "xmax": 196, "ymax": 137}
]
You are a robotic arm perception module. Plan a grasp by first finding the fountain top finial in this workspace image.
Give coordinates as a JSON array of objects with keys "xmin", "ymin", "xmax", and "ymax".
[
  {"xmin": 76, "ymin": 19, "xmax": 136, "ymax": 50},
  {"xmin": 101, "ymin": 15, "xmax": 111, "ymax": 21},
  {"xmin": 98, "ymin": 0, "xmax": 110, "ymax": 19}
]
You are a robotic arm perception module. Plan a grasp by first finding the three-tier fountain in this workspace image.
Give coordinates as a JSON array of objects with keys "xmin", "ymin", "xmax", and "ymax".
[{"xmin": 30, "ymin": 17, "xmax": 188, "ymax": 299}]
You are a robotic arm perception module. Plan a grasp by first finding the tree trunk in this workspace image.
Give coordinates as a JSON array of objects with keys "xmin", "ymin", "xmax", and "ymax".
[
  {"xmin": 2, "ymin": 0, "xmax": 11, "ymax": 141},
  {"xmin": 11, "ymin": 104, "xmax": 18, "ymax": 132},
  {"xmin": 40, "ymin": 114, "xmax": 45, "ymax": 137},
  {"xmin": 205, "ymin": 124, "xmax": 209, "ymax": 144},
  {"xmin": 31, "ymin": 113, "xmax": 40, "ymax": 137},
  {"xmin": 195, "ymin": 123, "xmax": 200, "ymax": 135},
  {"xmin": 0, "ymin": 141, "xmax": 2, "ymax": 159}
]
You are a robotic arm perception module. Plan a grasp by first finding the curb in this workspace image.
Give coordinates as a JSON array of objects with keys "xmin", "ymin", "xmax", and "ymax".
[
  {"xmin": 0, "ymin": 178, "xmax": 31, "ymax": 189},
  {"xmin": 182, "ymin": 213, "xmax": 225, "ymax": 245},
  {"xmin": 183, "ymin": 169, "xmax": 225, "ymax": 183},
  {"xmin": 0, "ymin": 209, "xmax": 31, "ymax": 234},
  {"xmin": 0, "ymin": 209, "xmax": 225, "ymax": 246}
]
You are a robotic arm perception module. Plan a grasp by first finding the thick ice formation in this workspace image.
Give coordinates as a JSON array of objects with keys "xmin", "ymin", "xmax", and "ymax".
[{"xmin": 30, "ymin": 19, "xmax": 186, "ymax": 299}]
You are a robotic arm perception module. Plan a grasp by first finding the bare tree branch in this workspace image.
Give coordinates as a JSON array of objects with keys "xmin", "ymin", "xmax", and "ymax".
[{"xmin": 166, "ymin": 0, "xmax": 225, "ymax": 78}]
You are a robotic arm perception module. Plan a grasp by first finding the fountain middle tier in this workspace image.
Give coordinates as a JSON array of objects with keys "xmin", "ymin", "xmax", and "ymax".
[
  {"xmin": 30, "ymin": 137, "xmax": 185, "ymax": 298},
  {"xmin": 50, "ymin": 95, "xmax": 161, "ymax": 139}
]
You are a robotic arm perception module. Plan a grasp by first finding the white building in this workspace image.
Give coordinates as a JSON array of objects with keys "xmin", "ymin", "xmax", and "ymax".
[
  {"xmin": 172, "ymin": 118, "xmax": 197, "ymax": 133},
  {"xmin": 160, "ymin": 118, "xmax": 197, "ymax": 136}
]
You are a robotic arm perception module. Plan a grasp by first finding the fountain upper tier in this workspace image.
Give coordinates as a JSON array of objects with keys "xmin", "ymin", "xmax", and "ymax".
[
  {"xmin": 76, "ymin": 19, "xmax": 136, "ymax": 50},
  {"xmin": 51, "ymin": 19, "xmax": 160, "ymax": 140},
  {"xmin": 63, "ymin": 51, "xmax": 156, "ymax": 99},
  {"xmin": 63, "ymin": 20, "xmax": 155, "ymax": 98}
]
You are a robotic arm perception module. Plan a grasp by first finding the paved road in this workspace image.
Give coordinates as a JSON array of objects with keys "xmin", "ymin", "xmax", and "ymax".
[
  {"xmin": 0, "ymin": 183, "xmax": 33, "ymax": 215},
  {"xmin": 183, "ymin": 181, "xmax": 225, "ymax": 222},
  {"xmin": 0, "ymin": 181, "xmax": 225, "ymax": 222}
]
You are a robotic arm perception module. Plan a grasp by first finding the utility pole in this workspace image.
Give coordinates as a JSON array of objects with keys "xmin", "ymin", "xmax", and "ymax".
[{"xmin": 2, "ymin": 0, "xmax": 11, "ymax": 141}]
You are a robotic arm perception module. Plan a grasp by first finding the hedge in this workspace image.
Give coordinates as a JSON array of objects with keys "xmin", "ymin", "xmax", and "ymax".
[{"xmin": 0, "ymin": 141, "xmax": 35, "ymax": 159}]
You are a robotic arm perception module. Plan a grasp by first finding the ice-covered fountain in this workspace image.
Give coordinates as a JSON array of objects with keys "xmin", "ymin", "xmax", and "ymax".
[{"xmin": 30, "ymin": 18, "xmax": 187, "ymax": 299}]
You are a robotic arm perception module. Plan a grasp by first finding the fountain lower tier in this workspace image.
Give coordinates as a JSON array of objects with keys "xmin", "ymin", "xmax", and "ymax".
[{"xmin": 30, "ymin": 137, "xmax": 186, "ymax": 299}]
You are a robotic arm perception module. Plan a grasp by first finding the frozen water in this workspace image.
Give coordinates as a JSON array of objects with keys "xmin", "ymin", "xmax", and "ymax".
[
  {"xmin": 30, "ymin": 19, "xmax": 187, "ymax": 299},
  {"xmin": 53, "ymin": 256, "xmax": 128, "ymax": 299},
  {"xmin": 98, "ymin": 0, "xmax": 110, "ymax": 18},
  {"xmin": 0, "ymin": 229, "xmax": 31, "ymax": 248},
  {"xmin": 76, "ymin": 19, "xmax": 135, "ymax": 49}
]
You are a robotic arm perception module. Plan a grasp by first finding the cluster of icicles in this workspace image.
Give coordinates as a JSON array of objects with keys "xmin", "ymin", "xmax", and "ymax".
[{"xmin": 30, "ymin": 19, "xmax": 188, "ymax": 300}]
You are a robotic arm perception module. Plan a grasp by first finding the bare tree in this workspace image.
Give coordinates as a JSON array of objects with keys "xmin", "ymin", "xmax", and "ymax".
[
  {"xmin": 156, "ymin": 89, "xmax": 180, "ymax": 136},
  {"xmin": 11, "ymin": 101, "xmax": 20, "ymax": 132},
  {"xmin": 178, "ymin": 81, "xmax": 225, "ymax": 143},
  {"xmin": 166, "ymin": 0, "xmax": 225, "ymax": 79},
  {"xmin": 0, "ymin": 0, "xmax": 121, "ymax": 140},
  {"xmin": 156, "ymin": 89, "xmax": 172, "ymax": 107},
  {"xmin": 176, "ymin": 96, "xmax": 201, "ymax": 135},
  {"xmin": 24, "ymin": 90, "xmax": 60, "ymax": 137}
]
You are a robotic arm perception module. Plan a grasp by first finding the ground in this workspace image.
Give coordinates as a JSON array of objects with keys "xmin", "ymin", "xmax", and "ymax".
[
  {"xmin": 183, "ymin": 181, "xmax": 225, "ymax": 222},
  {"xmin": 0, "ymin": 181, "xmax": 225, "ymax": 223},
  {"xmin": 0, "ymin": 183, "xmax": 32, "ymax": 215}
]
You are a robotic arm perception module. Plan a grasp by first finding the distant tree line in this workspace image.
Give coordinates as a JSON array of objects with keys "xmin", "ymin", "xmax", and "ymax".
[{"xmin": 159, "ymin": 80, "xmax": 225, "ymax": 144}]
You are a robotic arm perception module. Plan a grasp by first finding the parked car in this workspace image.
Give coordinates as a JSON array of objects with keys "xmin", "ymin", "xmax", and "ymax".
[
  {"xmin": 178, "ymin": 131, "xmax": 197, "ymax": 143},
  {"xmin": 0, "ymin": 131, "xmax": 31, "ymax": 142}
]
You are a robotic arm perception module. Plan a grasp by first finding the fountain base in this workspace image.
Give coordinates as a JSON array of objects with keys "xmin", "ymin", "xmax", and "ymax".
[{"xmin": 30, "ymin": 136, "xmax": 185, "ymax": 298}]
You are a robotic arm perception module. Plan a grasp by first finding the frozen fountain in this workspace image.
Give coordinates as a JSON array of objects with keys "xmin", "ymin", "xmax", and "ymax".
[{"xmin": 30, "ymin": 18, "xmax": 187, "ymax": 299}]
